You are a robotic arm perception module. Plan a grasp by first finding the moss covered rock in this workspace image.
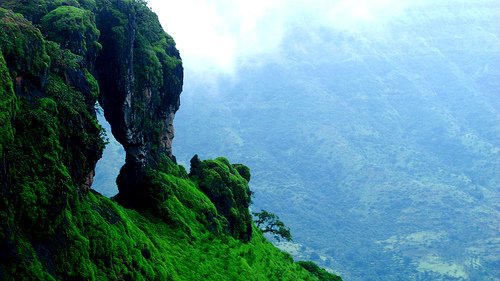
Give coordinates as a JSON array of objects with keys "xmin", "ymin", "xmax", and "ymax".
[
  {"xmin": 190, "ymin": 156, "xmax": 253, "ymax": 242},
  {"xmin": 41, "ymin": 6, "xmax": 101, "ymax": 67},
  {"xmin": 0, "ymin": 8, "xmax": 50, "ymax": 86}
]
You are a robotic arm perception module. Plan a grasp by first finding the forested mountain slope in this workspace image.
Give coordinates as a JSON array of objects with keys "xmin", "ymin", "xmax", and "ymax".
[{"xmin": 172, "ymin": 1, "xmax": 500, "ymax": 280}]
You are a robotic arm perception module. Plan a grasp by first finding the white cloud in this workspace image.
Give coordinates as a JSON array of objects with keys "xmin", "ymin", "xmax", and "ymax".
[{"xmin": 148, "ymin": 0, "xmax": 412, "ymax": 80}]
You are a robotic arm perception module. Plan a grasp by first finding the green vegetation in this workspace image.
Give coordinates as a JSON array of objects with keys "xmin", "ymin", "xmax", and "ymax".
[
  {"xmin": 0, "ymin": 51, "xmax": 16, "ymax": 156},
  {"xmin": 41, "ymin": 6, "xmax": 101, "ymax": 64},
  {"xmin": 297, "ymin": 261, "xmax": 343, "ymax": 281},
  {"xmin": 0, "ymin": 1, "xmax": 341, "ymax": 280},
  {"xmin": 0, "ymin": 8, "xmax": 49, "ymax": 78}
]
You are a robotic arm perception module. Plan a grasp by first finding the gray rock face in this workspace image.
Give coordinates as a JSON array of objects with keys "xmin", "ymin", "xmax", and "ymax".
[{"xmin": 95, "ymin": 1, "xmax": 183, "ymax": 205}]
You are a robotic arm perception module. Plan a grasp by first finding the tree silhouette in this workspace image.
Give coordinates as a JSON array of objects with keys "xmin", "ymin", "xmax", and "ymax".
[{"xmin": 252, "ymin": 210, "xmax": 292, "ymax": 242}]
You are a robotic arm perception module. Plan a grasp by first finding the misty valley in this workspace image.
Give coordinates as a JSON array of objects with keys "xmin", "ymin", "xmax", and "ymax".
[{"xmin": 1, "ymin": 0, "xmax": 498, "ymax": 280}]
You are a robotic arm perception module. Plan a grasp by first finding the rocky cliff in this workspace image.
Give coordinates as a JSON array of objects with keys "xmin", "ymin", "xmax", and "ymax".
[
  {"xmin": 0, "ymin": 1, "xmax": 341, "ymax": 280},
  {"xmin": 93, "ymin": 1, "xmax": 183, "ymax": 207}
]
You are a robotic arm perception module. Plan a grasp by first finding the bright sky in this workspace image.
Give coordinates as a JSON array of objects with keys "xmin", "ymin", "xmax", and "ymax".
[{"xmin": 148, "ymin": 0, "xmax": 412, "ymax": 79}]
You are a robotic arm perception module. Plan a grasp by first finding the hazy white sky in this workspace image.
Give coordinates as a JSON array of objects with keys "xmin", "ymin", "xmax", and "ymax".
[{"xmin": 148, "ymin": 0, "xmax": 412, "ymax": 79}]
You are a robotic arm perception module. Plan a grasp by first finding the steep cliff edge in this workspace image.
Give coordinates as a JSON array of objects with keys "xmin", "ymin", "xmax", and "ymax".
[{"xmin": 0, "ymin": 1, "xmax": 341, "ymax": 280}]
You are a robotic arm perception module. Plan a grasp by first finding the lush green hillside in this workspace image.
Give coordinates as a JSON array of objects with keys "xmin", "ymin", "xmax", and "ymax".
[
  {"xmin": 0, "ymin": 1, "xmax": 340, "ymax": 280},
  {"xmin": 170, "ymin": 1, "xmax": 500, "ymax": 280}
]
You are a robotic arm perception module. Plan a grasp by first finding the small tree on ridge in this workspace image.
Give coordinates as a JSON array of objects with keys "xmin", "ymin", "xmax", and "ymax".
[{"xmin": 252, "ymin": 210, "xmax": 292, "ymax": 242}]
